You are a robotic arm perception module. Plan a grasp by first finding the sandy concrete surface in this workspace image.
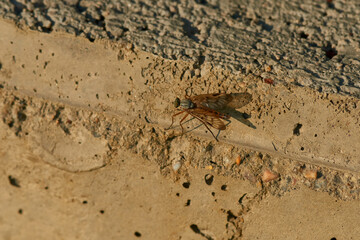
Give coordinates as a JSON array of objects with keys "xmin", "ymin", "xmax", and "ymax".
[{"xmin": 0, "ymin": 1, "xmax": 360, "ymax": 239}]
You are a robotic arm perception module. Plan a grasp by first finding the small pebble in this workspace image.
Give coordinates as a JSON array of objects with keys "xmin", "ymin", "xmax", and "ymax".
[
  {"xmin": 264, "ymin": 78, "xmax": 274, "ymax": 85},
  {"xmin": 223, "ymin": 157, "xmax": 231, "ymax": 167},
  {"xmin": 265, "ymin": 65, "xmax": 272, "ymax": 72},
  {"xmin": 126, "ymin": 43, "xmax": 134, "ymax": 50},
  {"xmin": 304, "ymin": 170, "xmax": 318, "ymax": 180},
  {"xmin": 262, "ymin": 169, "xmax": 279, "ymax": 182},
  {"xmin": 235, "ymin": 156, "xmax": 241, "ymax": 165},
  {"xmin": 194, "ymin": 69, "xmax": 201, "ymax": 77},
  {"xmin": 172, "ymin": 160, "xmax": 182, "ymax": 172},
  {"xmin": 205, "ymin": 165, "xmax": 213, "ymax": 170}
]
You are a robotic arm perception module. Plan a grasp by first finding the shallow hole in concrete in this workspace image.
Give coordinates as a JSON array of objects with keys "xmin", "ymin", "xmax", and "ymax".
[
  {"xmin": 190, "ymin": 224, "xmax": 201, "ymax": 234},
  {"xmin": 299, "ymin": 31, "xmax": 309, "ymax": 39},
  {"xmin": 238, "ymin": 193, "xmax": 247, "ymax": 204},
  {"xmin": 182, "ymin": 182, "xmax": 190, "ymax": 189},
  {"xmin": 293, "ymin": 123, "xmax": 302, "ymax": 136},
  {"xmin": 226, "ymin": 210, "xmax": 237, "ymax": 221},
  {"xmin": 8, "ymin": 175, "xmax": 20, "ymax": 188},
  {"xmin": 204, "ymin": 174, "xmax": 214, "ymax": 185}
]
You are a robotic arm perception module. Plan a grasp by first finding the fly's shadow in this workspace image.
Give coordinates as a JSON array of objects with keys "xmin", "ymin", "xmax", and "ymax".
[
  {"xmin": 208, "ymin": 92, "xmax": 256, "ymax": 130},
  {"xmin": 219, "ymin": 108, "xmax": 256, "ymax": 129}
]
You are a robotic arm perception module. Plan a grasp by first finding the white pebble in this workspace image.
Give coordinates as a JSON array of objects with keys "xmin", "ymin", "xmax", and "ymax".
[{"xmin": 172, "ymin": 161, "xmax": 182, "ymax": 172}]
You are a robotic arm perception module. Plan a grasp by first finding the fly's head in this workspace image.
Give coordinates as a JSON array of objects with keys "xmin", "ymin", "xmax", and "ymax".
[{"xmin": 173, "ymin": 97, "xmax": 181, "ymax": 108}]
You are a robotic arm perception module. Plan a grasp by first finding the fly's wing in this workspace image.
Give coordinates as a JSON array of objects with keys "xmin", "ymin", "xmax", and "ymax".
[
  {"xmin": 190, "ymin": 93, "xmax": 233, "ymax": 110},
  {"xmin": 226, "ymin": 92, "xmax": 252, "ymax": 109},
  {"xmin": 188, "ymin": 108, "xmax": 226, "ymax": 130},
  {"xmin": 190, "ymin": 92, "xmax": 252, "ymax": 110}
]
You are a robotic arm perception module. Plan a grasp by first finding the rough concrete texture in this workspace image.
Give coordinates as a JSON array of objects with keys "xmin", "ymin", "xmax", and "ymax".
[
  {"xmin": 0, "ymin": 1, "xmax": 360, "ymax": 240},
  {"xmin": 0, "ymin": 0, "xmax": 360, "ymax": 97}
]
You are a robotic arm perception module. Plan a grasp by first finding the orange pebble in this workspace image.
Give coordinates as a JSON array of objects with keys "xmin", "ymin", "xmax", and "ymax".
[
  {"xmin": 205, "ymin": 165, "xmax": 213, "ymax": 170},
  {"xmin": 262, "ymin": 169, "xmax": 279, "ymax": 182},
  {"xmin": 235, "ymin": 156, "xmax": 241, "ymax": 165},
  {"xmin": 304, "ymin": 170, "xmax": 318, "ymax": 180}
]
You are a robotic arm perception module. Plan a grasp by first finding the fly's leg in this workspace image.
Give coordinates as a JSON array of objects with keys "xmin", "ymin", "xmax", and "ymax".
[
  {"xmin": 223, "ymin": 118, "xmax": 231, "ymax": 127},
  {"xmin": 179, "ymin": 113, "xmax": 189, "ymax": 135},
  {"xmin": 191, "ymin": 115, "xmax": 219, "ymax": 142},
  {"xmin": 166, "ymin": 111, "xmax": 185, "ymax": 130},
  {"xmin": 201, "ymin": 122, "xmax": 218, "ymax": 142}
]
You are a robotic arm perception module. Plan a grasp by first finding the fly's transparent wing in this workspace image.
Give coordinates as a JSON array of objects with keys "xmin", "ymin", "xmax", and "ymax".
[
  {"xmin": 190, "ymin": 92, "xmax": 252, "ymax": 110},
  {"xmin": 226, "ymin": 92, "xmax": 252, "ymax": 109},
  {"xmin": 190, "ymin": 93, "xmax": 233, "ymax": 110},
  {"xmin": 189, "ymin": 108, "xmax": 226, "ymax": 130}
]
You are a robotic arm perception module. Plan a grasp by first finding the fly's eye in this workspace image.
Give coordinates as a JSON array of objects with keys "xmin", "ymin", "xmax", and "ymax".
[{"xmin": 174, "ymin": 98, "xmax": 180, "ymax": 108}]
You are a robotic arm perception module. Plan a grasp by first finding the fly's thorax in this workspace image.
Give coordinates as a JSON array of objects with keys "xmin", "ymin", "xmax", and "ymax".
[{"xmin": 180, "ymin": 99, "xmax": 195, "ymax": 109}]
